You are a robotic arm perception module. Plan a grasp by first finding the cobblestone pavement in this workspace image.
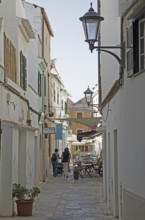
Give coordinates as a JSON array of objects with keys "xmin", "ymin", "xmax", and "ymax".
[{"xmin": 2, "ymin": 172, "xmax": 115, "ymax": 220}]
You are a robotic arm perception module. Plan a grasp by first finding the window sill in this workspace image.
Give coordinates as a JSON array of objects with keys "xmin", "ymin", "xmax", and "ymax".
[{"xmin": 129, "ymin": 69, "xmax": 145, "ymax": 78}]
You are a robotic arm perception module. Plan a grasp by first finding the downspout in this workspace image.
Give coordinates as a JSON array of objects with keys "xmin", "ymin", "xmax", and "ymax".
[
  {"xmin": 120, "ymin": 15, "xmax": 125, "ymax": 83},
  {"xmin": 41, "ymin": 71, "xmax": 45, "ymax": 182},
  {"xmin": 97, "ymin": 0, "xmax": 102, "ymax": 106},
  {"xmin": 42, "ymin": 10, "xmax": 44, "ymax": 58},
  {"xmin": 41, "ymin": 11, "xmax": 45, "ymax": 182}
]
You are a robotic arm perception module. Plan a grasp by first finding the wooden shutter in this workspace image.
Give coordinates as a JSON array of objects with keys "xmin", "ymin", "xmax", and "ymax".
[
  {"xmin": 44, "ymin": 75, "xmax": 46, "ymax": 96},
  {"xmin": 133, "ymin": 20, "xmax": 139, "ymax": 74},
  {"xmin": 23, "ymin": 56, "xmax": 27, "ymax": 90},
  {"xmin": 20, "ymin": 51, "xmax": 27, "ymax": 90},
  {"xmin": 126, "ymin": 25, "xmax": 134, "ymax": 77},
  {"xmin": 38, "ymin": 71, "xmax": 41, "ymax": 96},
  {"xmin": 65, "ymin": 102, "xmax": 67, "ymax": 114},
  {"xmin": 20, "ymin": 51, "xmax": 23, "ymax": 88}
]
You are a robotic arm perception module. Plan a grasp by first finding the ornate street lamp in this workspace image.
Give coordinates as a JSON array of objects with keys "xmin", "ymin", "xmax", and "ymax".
[
  {"xmin": 79, "ymin": 3, "xmax": 104, "ymax": 52},
  {"xmin": 84, "ymin": 86, "xmax": 93, "ymax": 106},
  {"xmin": 79, "ymin": 3, "xmax": 123, "ymax": 65},
  {"xmin": 84, "ymin": 86, "xmax": 98, "ymax": 108}
]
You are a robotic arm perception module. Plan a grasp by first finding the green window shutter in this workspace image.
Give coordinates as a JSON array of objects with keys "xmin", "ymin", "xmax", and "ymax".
[
  {"xmin": 20, "ymin": 51, "xmax": 27, "ymax": 90},
  {"xmin": 44, "ymin": 75, "xmax": 46, "ymax": 96},
  {"xmin": 65, "ymin": 102, "xmax": 67, "ymax": 114},
  {"xmin": 23, "ymin": 56, "xmax": 27, "ymax": 90},
  {"xmin": 38, "ymin": 71, "xmax": 41, "ymax": 96},
  {"xmin": 20, "ymin": 51, "xmax": 23, "ymax": 88},
  {"xmin": 61, "ymin": 100, "xmax": 63, "ymax": 111}
]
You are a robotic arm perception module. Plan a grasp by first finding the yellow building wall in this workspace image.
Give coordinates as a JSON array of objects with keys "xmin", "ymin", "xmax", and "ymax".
[{"xmin": 69, "ymin": 110, "xmax": 92, "ymax": 135}]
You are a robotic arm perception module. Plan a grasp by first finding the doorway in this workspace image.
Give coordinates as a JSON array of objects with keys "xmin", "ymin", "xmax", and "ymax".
[{"xmin": 114, "ymin": 129, "xmax": 119, "ymax": 217}]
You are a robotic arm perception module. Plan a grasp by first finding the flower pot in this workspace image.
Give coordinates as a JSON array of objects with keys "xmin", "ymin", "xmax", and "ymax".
[{"xmin": 16, "ymin": 199, "xmax": 34, "ymax": 216}]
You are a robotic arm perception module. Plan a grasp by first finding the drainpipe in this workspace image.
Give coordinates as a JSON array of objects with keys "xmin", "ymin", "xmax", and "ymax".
[
  {"xmin": 97, "ymin": 0, "xmax": 102, "ymax": 106},
  {"xmin": 41, "ymin": 71, "xmax": 45, "ymax": 182},
  {"xmin": 0, "ymin": 120, "xmax": 1, "ymax": 160}
]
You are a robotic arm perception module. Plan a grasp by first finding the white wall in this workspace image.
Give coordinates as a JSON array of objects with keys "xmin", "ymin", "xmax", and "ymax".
[
  {"xmin": 25, "ymin": 3, "xmax": 40, "ymax": 92},
  {"xmin": 102, "ymin": 0, "xmax": 145, "ymax": 219},
  {"xmin": 0, "ymin": 122, "xmax": 14, "ymax": 216},
  {"xmin": 100, "ymin": 0, "xmax": 120, "ymax": 100},
  {"xmin": 0, "ymin": 0, "xmax": 40, "ymax": 216},
  {"xmin": 0, "ymin": 0, "xmax": 24, "ymax": 18}
]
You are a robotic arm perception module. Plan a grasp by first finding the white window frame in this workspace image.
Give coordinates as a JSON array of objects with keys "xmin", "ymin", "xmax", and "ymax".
[{"xmin": 139, "ymin": 18, "xmax": 145, "ymax": 71}]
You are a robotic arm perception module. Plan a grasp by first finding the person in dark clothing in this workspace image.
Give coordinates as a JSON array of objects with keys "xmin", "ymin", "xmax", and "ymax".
[
  {"xmin": 61, "ymin": 147, "xmax": 71, "ymax": 178},
  {"xmin": 51, "ymin": 148, "xmax": 59, "ymax": 177}
]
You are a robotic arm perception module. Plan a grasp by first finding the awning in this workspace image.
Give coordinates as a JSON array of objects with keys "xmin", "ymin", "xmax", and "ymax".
[
  {"xmin": 78, "ymin": 130, "xmax": 97, "ymax": 138},
  {"xmin": 76, "ymin": 126, "xmax": 106, "ymax": 141},
  {"xmin": 53, "ymin": 117, "xmax": 102, "ymax": 127},
  {"xmin": 71, "ymin": 140, "xmax": 92, "ymax": 146},
  {"xmin": 77, "ymin": 130, "xmax": 98, "ymax": 141}
]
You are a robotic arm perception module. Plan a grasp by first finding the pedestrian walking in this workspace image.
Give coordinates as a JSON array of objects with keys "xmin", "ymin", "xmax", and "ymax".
[
  {"xmin": 51, "ymin": 148, "xmax": 59, "ymax": 177},
  {"xmin": 61, "ymin": 147, "xmax": 71, "ymax": 178}
]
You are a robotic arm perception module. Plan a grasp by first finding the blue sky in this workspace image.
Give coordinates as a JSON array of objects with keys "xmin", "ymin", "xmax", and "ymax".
[{"xmin": 27, "ymin": 0, "xmax": 98, "ymax": 102}]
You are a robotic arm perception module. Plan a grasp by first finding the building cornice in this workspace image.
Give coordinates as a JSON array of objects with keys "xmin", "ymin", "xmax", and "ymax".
[
  {"xmin": 100, "ymin": 80, "xmax": 121, "ymax": 109},
  {"xmin": 41, "ymin": 8, "xmax": 54, "ymax": 37}
]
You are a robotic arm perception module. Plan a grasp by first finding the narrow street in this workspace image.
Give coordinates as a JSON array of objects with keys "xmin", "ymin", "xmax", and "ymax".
[{"xmin": 3, "ymin": 172, "xmax": 115, "ymax": 220}]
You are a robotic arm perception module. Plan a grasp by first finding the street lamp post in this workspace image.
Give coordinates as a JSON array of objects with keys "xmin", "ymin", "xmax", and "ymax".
[{"xmin": 79, "ymin": 3, "xmax": 123, "ymax": 66}]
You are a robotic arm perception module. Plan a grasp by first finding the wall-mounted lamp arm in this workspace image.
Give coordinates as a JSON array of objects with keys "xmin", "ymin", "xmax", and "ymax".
[
  {"xmin": 97, "ymin": 49, "xmax": 121, "ymax": 65},
  {"xmin": 89, "ymin": 42, "xmax": 122, "ymax": 65}
]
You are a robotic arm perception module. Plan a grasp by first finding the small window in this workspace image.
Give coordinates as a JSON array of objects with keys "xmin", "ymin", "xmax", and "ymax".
[
  {"xmin": 85, "ymin": 146, "xmax": 88, "ymax": 152},
  {"xmin": 127, "ymin": 17, "xmax": 145, "ymax": 77},
  {"xmin": 77, "ymin": 129, "xmax": 83, "ymax": 134},
  {"xmin": 77, "ymin": 112, "xmax": 82, "ymax": 118}
]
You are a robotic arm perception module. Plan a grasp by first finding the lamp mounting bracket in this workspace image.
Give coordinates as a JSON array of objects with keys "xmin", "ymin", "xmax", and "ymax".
[
  {"xmin": 98, "ymin": 48, "xmax": 121, "ymax": 65},
  {"xmin": 89, "ymin": 41, "xmax": 125, "ymax": 66}
]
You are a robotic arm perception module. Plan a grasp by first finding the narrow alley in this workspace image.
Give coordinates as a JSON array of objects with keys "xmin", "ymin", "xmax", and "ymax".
[{"xmin": 3, "ymin": 173, "xmax": 115, "ymax": 220}]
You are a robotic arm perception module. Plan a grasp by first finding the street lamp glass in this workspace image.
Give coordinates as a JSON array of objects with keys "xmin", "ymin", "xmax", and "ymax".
[
  {"xmin": 79, "ymin": 3, "xmax": 104, "ymax": 43},
  {"xmin": 84, "ymin": 87, "xmax": 93, "ymax": 106}
]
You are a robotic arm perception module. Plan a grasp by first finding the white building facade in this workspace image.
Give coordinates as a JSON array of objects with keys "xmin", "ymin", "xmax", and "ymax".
[
  {"xmin": 0, "ymin": 0, "xmax": 54, "ymax": 216},
  {"xmin": 100, "ymin": 0, "xmax": 145, "ymax": 219},
  {"xmin": 50, "ymin": 60, "xmax": 70, "ymax": 157},
  {"xmin": 25, "ymin": 1, "xmax": 54, "ymax": 183},
  {"xmin": 0, "ymin": 0, "xmax": 38, "ymax": 216}
]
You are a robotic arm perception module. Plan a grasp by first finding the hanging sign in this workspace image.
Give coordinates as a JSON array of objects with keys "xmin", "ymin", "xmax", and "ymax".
[
  {"xmin": 55, "ymin": 123, "xmax": 62, "ymax": 140},
  {"xmin": 43, "ymin": 127, "xmax": 55, "ymax": 134}
]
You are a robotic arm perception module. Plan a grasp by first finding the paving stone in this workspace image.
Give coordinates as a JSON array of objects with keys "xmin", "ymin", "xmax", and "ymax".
[{"xmin": 1, "ymin": 174, "xmax": 115, "ymax": 220}]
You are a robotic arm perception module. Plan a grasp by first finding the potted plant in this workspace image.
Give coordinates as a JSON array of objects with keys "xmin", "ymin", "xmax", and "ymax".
[
  {"xmin": 12, "ymin": 183, "xmax": 40, "ymax": 216},
  {"xmin": 73, "ymin": 161, "xmax": 82, "ymax": 180}
]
